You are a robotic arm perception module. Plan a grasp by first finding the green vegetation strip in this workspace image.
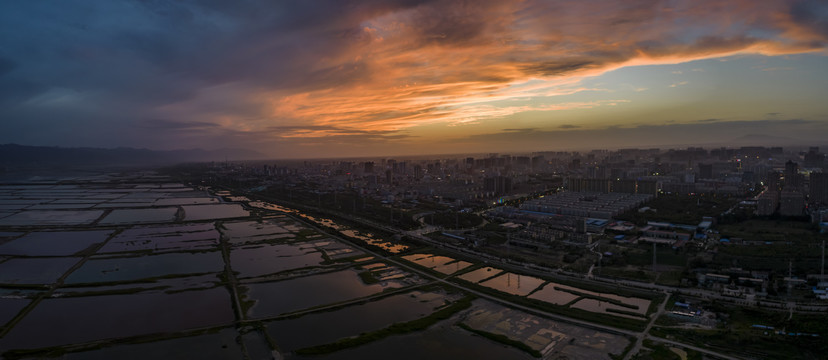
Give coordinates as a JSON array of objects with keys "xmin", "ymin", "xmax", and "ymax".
[
  {"xmin": 648, "ymin": 304, "xmax": 828, "ymax": 359},
  {"xmin": 605, "ymin": 307, "xmax": 647, "ymax": 319},
  {"xmin": 456, "ymin": 323, "xmax": 541, "ymax": 358},
  {"xmin": 357, "ymin": 270, "xmax": 380, "ymax": 284},
  {"xmin": 649, "ymin": 327, "xmax": 825, "ymax": 360},
  {"xmin": 294, "ymin": 296, "xmax": 474, "ymax": 355},
  {"xmin": 638, "ymin": 339, "xmax": 703, "ymax": 360}
]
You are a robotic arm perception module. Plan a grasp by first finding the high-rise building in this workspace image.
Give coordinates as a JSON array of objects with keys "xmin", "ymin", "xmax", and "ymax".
[
  {"xmin": 610, "ymin": 168, "xmax": 625, "ymax": 180},
  {"xmin": 569, "ymin": 158, "xmax": 581, "ymax": 170},
  {"xmin": 484, "ymin": 176, "xmax": 512, "ymax": 195},
  {"xmin": 637, "ymin": 180, "xmax": 658, "ymax": 195},
  {"xmin": 392, "ymin": 161, "xmax": 406, "ymax": 175},
  {"xmin": 766, "ymin": 171, "xmax": 780, "ymax": 191},
  {"xmin": 785, "ymin": 160, "xmax": 802, "ymax": 190},
  {"xmin": 810, "ymin": 172, "xmax": 828, "ymax": 205},
  {"xmin": 786, "ymin": 160, "xmax": 798, "ymax": 176},
  {"xmin": 805, "ymin": 148, "xmax": 825, "ymax": 168},
  {"xmin": 756, "ymin": 191, "xmax": 779, "ymax": 216},
  {"xmin": 567, "ymin": 178, "xmax": 610, "ymax": 193},
  {"xmin": 612, "ymin": 179, "xmax": 637, "ymax": 194},
  {"xmin": 531, "ymin": 155, "xmax": 544, "ymax": 170},
  {"xmin": 780, "ymin": 191, "xmax": 805, "ymax": 217},
  {"xmin": 698, "ymin": 163, "xmax": 713, "ymax": 179}
]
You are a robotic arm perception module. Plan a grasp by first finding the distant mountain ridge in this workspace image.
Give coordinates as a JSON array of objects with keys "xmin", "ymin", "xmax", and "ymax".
[
  {"xmin": 0, "ymin": 144, "xmax": 266, "ymax": 167},
  {"xmin": 729, "ymin": 134, "xmax": 797, "ymax": 145}
]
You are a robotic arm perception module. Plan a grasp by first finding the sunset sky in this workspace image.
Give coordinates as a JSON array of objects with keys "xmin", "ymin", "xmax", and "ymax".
[{"xmin": 1, "ymin": 0, "xmax": 827, "ymax": 158}]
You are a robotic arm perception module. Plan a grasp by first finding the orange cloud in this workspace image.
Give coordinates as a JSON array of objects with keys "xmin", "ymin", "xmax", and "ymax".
[{"xmin": 161, "ymin": 1, "xmax": 828, "ymax": 144}]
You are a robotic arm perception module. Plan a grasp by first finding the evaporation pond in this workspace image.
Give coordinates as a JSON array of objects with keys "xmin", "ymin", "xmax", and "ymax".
[
  {"xmin": 457, "ymin": 267, "xmax": 503, "ymax": 283},
  {"xmin": 61, "ymin": 327, "xmax": 243, "ymax": 360},
  {"xmin": 230, "ymin": 244, "xmax": 325, "ymax": 278},
  {"xmin": 246, "ymin": 269, "xmax": 404, "ymax": 318},
  {"xmin": 154, "ymin": 197, "xmax": 219, "ymax": 206},
  {"xmin": 0, "ymin": 204, "xmax": 33, "ymax": 210},
  {"xmin": 0, "ymin": 287, "xmax": 235, "ymax": 350},
  {"xmin": 267, "ymin": 291, "xmax": 447, "ymax": 351},
  {"xmin": 52, "ymin": 199, "xmax": 105, "ymax": 204},
  {"xmin": 407, "ymin": 255, "xmax": 456, "ymax": 268},
  {"xmin": 0, "ymin": 257, "xmax": 80, "ymax": 284},
  {"xmin": 401, "ymin": 254, "xmax": 431, "ymax": 262},
  {"xmin": 479, "ymin": 272, "xmax": 546, "ymax": 296},
  {"xmin": 527, "ymin": 282, "xmax": 581, "ymax": 305},
  {"xmin": 433, "ymin": 261, "xmax": 473, "ymax": 275},
  {"xmin": 551, "ymin": 283, "xmax": 650, "ymax": 313},
  {"xmin": 0, "ymin": 230, "xmax": 112, "ymax": 256},
  {"xmin": 221, "ymin": 220, "xmax": 292, "ymax": 245},
  {"xmin": 591, "ymin": 293, "xmax": 651, "ymax": 315},
  {"xmin": 0, "ymin": 298, "xmax": 30, "ymax": 327},
  {"xmin": 94, "ymin": 202, "xmax": 153, "ymax": 208},
  {"xmin": 99, "ymin": 208, "xmax": 178, "ymax": 224},
  {"xmin": 183, "ymin": 204, "xmax": 249, "ymax": 220},
  {"xmin": 0, "ymin": 210, "xmax": 104, "ymax": 226},
  {"xmin": 98, "ymin": 223, "xmax": 219, "ymax": 253},
  {"xmin": 569, "ymin": 298, "xmax": 646, "ymax": 320},
  {"xmin": 27, "ymin": 203, "xmax": 97, "ymax": 210},
  {"xmin": 65, "ymin": 251, "xmax": 224, "ymax": 284}
]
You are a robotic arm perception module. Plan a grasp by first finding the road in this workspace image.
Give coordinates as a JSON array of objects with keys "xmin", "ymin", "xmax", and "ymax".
[{"xmin": 624, "ymin": 292, "xmax": 669, "ymax": 360}]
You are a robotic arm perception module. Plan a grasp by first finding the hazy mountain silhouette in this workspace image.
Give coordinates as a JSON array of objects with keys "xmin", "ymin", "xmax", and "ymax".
[
  {"xmin": 0, "ymin": 144, "xmax": 266, "ymax": 168},
  {"xmin": 729, "ymin": 134, "xmax": 797, "ymax": 145}
]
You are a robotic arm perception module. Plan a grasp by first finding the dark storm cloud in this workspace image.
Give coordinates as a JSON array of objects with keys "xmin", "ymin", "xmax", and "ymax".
[
  {"xmin": 0, "ymin": 0, "xmax": 432, "ymax": 98},
  {"xmin": 789, "ymin": 0, "xmax": 828, "ymax": 39},
  {"xmin": 0, "ymin": 0, "xmax": 434, "ymax": 148}
]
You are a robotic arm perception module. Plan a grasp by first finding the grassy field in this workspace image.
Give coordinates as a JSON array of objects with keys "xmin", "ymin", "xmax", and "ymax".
[
  {"xmin": 717, "ymin": 219, "xmax": 822, "ymax": 242},
  {"xmin": 633, "ymin": 340, "xmax": 703, "ymax": 360},
  {"xmin": 615, "ymin": 194, "xmax": 738, "ymax": 226},
  {"xmin": 423, "ymin": 211, "xmax": 484, "ymax": 229},
  {"xmin": 650, "ymin": 303, "xmax": 828, "ymax": 359}
]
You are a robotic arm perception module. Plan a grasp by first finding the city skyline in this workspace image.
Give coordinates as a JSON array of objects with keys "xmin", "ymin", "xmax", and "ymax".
[{"xmin": 1, "ymin": 1, "xmax": 828, "ymax": 158}]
